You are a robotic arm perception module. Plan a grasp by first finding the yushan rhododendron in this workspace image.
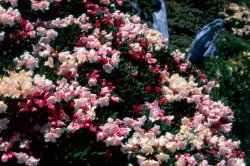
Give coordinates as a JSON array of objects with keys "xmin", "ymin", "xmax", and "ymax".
[
  {"xmin": 0, "ymin": 0, "xmax": 246, "ymax": 165},
  {"xmin": 220, "ymin": 3, "xmax": 250, "ymax": 37}
]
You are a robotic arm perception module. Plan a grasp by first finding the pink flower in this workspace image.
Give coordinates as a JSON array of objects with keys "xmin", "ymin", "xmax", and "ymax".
[
  {"xmin": 116, "ymin": 0, "xmax": 123, "ymax": 6},
  {"xmin": 36, "ymin": 27, "xmax": 47, "ymax": 36},
  {"xmin": 46, "ymin": 29, "xmax": 58, "ymax": 40},
  {"xmin": 186, "ymin": 156, "xmax": 197, "ymax": 166},
  {"xmin": 100, "ymin": 87, "xmax": 111, "ymax": 95},
  {"xmin": 98, "ymin": 96, "xmax": 109, "ymax": 107},
  {"xmin": 47, "ymin": 96, "xmax": 57, "ymax": 104},
  {"xmin": 88, "ymin": 78, "xmax": 97, "ymax": 87},
  {"xmin": 26, "ymin": 156, "xmax": 40, "ymax": 166},
  {"xmin": 67, "ymin": 122, "xmax": 81, "ymax": 132},
  {"xmin": 96, "ymin": 132, "xmax": 105, "ymax": 141},
  {"xmin": 31, "ymin": 1, "xmax": 50, "ymax": 10},
  {"xmin": 19, "ymin": 140, "xmax": 30, "ymax": 149},
  {"xmin": 15, "ymin": 152, "xmax": 29, "ymax": 164},
  {"xmin": 165, "ymin": 116, "xmax": 174, "ymax": 125},
  {"xmin": 1, "ymin": 8, "xmax": 21, "ymax": 26},
  {"xmin": 5, "ymin": 0, "xmax": 18, "ymax": 7},
  {"xmin": 25, "ymin": 22, "xmax": 34, "ymax": 32},
  {"xmin": 103, "ymin": 63, "xmax": 113, "ymax": 73},
  {"xmin": 131, "ymin": 71, "xmax": 138, "ymax": 76},
  {"xmin": 221, "ymin": 123, "xmax": 232, "ymax": 134},
  {"xmin": 147, "ymin": 58, "xmax": 157, "ymax": 64},
  {"xmin": 100, "ymin": 0, "xmax": 110, "ymax": 4},
  {"xmin": 44, "ymin": 57, "xmax": 54, "ymax": 68},
  {"xmin": 54, "ymin": 0, "xmax": 62, "ymax": 3},
  {"xmin": 1, "ymin": 153, "xmax": 9, "ymax": 162},
  {"xmin": 44, "ymin": 128, "xmax": 64, "ymax": 143},
  {"xmin": 140, "ymin": 159, "xmax": 159, "ymax": 166},
  {"xmin": 111, "ymin": 96, "xmax": 119, "ymax": 103},
  {"xmin": 27, "ymin": 30, "xmax": 36, "ymax": 38},
  {"xmin": 179, "ymin": 63, "xmax": 188, "ymax": 72}
]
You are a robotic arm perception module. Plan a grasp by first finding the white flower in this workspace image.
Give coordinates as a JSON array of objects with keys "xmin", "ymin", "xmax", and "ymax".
[
  {"xmin": 140, "ymin": 144, "xmax": 154, "ymax": 154},
  {"xmin": 103, "ymin": 63, "xmax": 114, "ymax": 73},
  {"xmin": 156, "ymin": 153, "xmax": 169, "ymax": 163},
  {"xmin": 0, "ymin": 101, "xmax": 7, "ymax": 113},
  {"xmin": 98, "ymin": 96, "xmax": 109, "ymax": 107}
]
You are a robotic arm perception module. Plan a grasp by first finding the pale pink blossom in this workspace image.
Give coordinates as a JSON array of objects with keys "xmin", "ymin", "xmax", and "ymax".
[
  {"xmin": 98, "ymin": 96, "xmax": 109, "ymax": 107},
  {"xmin": 44, "ymin": 128, "xmax": 64, "ymax": 143},
  {"xmin": 0, "ymin": 101, "xmax": 7, "ymax": 113},
  {"xmin": 26, "ymin": 156, "xmax": 40, "ymax": 166},
  {"xmin": 88, "ymin": 78, "xmax": 97, "ymax": 87},
  {"xmin": 15, "ymin": 152, "xmax": 29, "ymax": 164}
]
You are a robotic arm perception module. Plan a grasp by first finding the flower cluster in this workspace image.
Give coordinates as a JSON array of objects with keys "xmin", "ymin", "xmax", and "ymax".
[
  {"xmin": 220, "ymin": 3, "xmax": 250, "ymax": 37},
  {"xmin": 0, "ymin": 5, "xmax": 20, "ymax": 26},
  {"xmin": 98, "ymin": 82, "xmax": 240, "ymax": 166},
  {"xmin": 0, "ymin": 0, "xmax": 246, "ymax": 165}
]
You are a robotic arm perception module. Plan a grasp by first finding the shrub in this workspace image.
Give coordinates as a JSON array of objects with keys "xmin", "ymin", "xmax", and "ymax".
[{"xmin": 0, "ymin": 0, "xmax": 246, "ymax": 165}]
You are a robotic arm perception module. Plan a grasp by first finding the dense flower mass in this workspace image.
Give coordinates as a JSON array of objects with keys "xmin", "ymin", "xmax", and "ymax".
[{"xmin": 0, "ymin": 0, "xmax": 246, "ymax": 165}]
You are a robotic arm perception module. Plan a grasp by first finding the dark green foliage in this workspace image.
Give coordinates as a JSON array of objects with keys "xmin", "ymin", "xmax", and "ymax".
[
  {"xmin": 166, "ymin": 0, "xmax": 226, "ymax": 50},
  {"xmin": 216, "ymin": 33, "xmax": 250, "ymax": 60},
  {"xmin": 52, "ymin": 24, "xmax": 82, "ymax": 52},
  {"xmin": 17, "ymin": 0, "xmax": 86, "ymax": 21}
]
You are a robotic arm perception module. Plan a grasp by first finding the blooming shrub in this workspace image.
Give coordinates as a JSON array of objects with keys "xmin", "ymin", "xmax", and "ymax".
[
  {"xmin": 0, "ymin": 0, "xmax": 246, "ymax": 165},
  {"xmin": 220, "ymin": 3, "xmax": 250, "ymax": 38}
]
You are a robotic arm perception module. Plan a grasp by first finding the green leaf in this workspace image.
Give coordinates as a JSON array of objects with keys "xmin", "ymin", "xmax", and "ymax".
[
  {"xmin": 110, "ymin": 112, "xmax": 119, "ymax": 119},
  {"xmin": 73, "ymin": 146, "xmax": 91, "ymax": 158},
  {"xmin": 92, "ymin": 152, "xmax": 104, "ymax": 156}
]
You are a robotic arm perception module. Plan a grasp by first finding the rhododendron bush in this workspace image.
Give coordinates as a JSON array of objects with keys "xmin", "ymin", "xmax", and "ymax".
[
  {"xmin": 220, "ymin": 3, "xmax": 250, "ymax": 38},
  {"xmin": 0, "ymin": 0, "xmax": 246, "ymax": 165}
]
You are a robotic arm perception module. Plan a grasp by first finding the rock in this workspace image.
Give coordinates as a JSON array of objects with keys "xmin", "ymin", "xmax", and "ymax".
[{"xmin": 187, "ymin": 19, "xmax": 224, "ymax": 64}]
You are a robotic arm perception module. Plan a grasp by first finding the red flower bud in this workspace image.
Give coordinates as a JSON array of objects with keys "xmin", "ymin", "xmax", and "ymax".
[
  {"xmin": 89, "ymin": 125, "xmax": 97, "ymax": 133},
  {"xmin": 239, "ymin": 154, "xmax": 245, "ymax": 158},
  {"xmin": 141, "ymin": 43, "xmax": 147, "ymax": 48},
  {"xmin": 133, "ymin": 104, "xmax": 143, "ymax": 113},
  {"xmin": 75, "ymin": 41, "xmax": 83, "ymax": 47},
  {"xmin": 47, "ymin": 103, "xmax": 55, "ymax": 110},
  {"xmin": 20, "ymin": 108, "xmax": 28, "ymax": 112},
  {"xmin": 26, "ymin": 100, "xmax": 33, "ymax": 107},
  {"xmin": 86, "ymin": 3, "xmax": 95, "ymax": 8},
  {"xmin": 104, "ymin": 150, "xmax": 112, "ymax": 158},
  {"xmin": 95, "ymin": 20, "xmax": 101, "ymax": 28},
  {"xmin": 100, "ymin": 58, "xmax": 109, "ymax": 65},
  {"xmin": 18, "ymin": 102, "xmax": 26, "ymax": 108},
  {"xmin": 19, "ymin": 19, "xmax": 27, "ymax": 28},
  {"xmin": 35, "ymin": 92, "xmax": 41, "ymax": 97},
  {"xmin": 30, "ymin": 107, "xmax": 37, "ymax": 112},
  {"xmin": 48, "ymin": 116, "xmax": 54, "ymax": 121},
  {"xmin": 43, "ymin": 92, "xmax": 50, "ymax": 100},
  {"xmin": 145, "ymin": 85, "xmax": 152, "ymax": 93},
  {"xmin": 154, "ymin": 87, "xmax": 161, "ymax": 93},
  {"xmin": 114, "ymin": 20, "xmax": 121, "ymax": 27},
  {"xmin": 51, "ymin": 121, "xmax": 57, "ymax": 127}
]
